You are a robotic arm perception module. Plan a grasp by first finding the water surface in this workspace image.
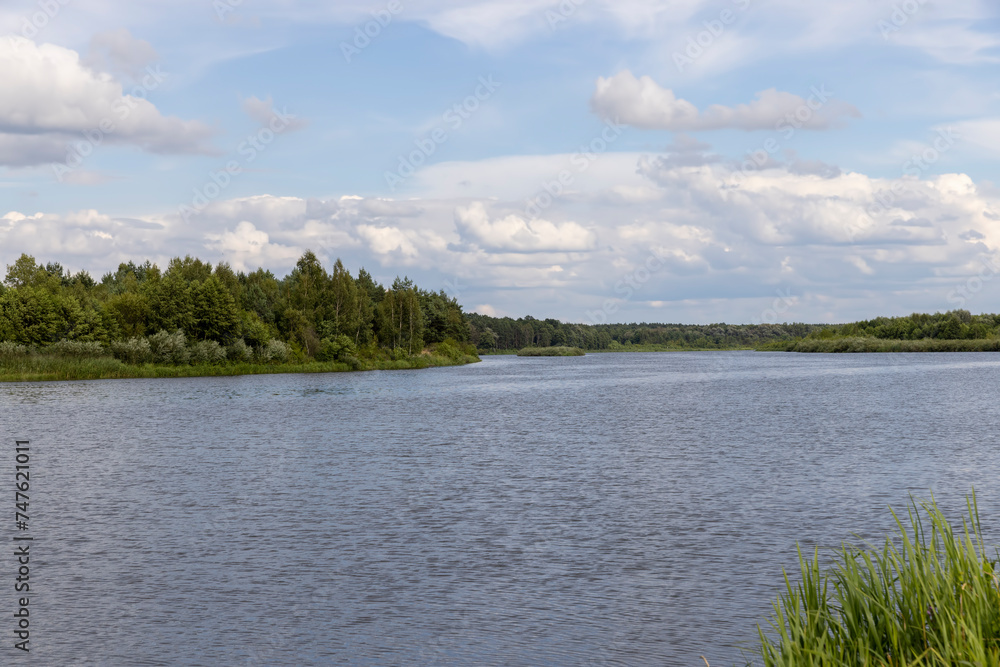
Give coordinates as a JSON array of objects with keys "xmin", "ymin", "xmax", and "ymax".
[{"xmin": 2, "ymin": 351, "xmax": 999, "ymax": 665}]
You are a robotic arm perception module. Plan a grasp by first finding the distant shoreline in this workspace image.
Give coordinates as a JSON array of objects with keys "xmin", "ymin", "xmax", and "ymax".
[
  {"xmin": 759, "ymin": 337, "xmax": 1000, "ymax": 353},
  {"xmin": 482, "ymin": 340, "xmax": 1000, "ymax": 354}
]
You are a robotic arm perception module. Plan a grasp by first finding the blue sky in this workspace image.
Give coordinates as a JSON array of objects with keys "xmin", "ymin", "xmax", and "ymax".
[{"xmin": 2, "ymin": 0, "xmax": 1000, "ymax": 323}]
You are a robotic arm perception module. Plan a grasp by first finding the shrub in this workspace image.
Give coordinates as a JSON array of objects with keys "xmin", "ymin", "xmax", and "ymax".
[
  {"xmin": 227, "ymin": 338, "xmax": 253, "ymax": 363},
  {"xmin": 148, "ymin": 329, "xmax": 190, "ymax": 365},
  {"xmin": 340, "ymin": 354, "xmax": 363, "ymax": 371},
  {"xmin": 189, "ymin": 340, "xmax": 226, "ymax": 365},
  {"xmin": 259, "ymin": 339, "xmax": 289, "ymax": 363},
  {"xmin": 433, "ymin": 339, "xmax": 460, "ymax": 359},
  {"xmin": 316, "ymin": 334, "xmax": 357, "ymax": 362},
  {"xmin": 110, "ymin": 337, "xmax": 153, "ymax": 365},
  {"xmin": 46, "ymin": 340, "xmax": 108, "ymax": 358}
]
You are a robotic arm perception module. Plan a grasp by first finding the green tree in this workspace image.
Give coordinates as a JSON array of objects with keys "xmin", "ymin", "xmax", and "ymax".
[
  {"xmin": 5, "ymin": 254, "xmax": 50, "ymax": 289},
  {"xmin": 324, "ymin": 259, "xmax": 359, "ymax": 339},
  {"xmin": 165, "ymin": 256, "xmax": 212, "ymax": 283},
  {"xmin": 103, "ymin": 292, "xmax": 151, "ymax": 339},
  {"xmin": 147, "ymin": 272, "xmax": 195, "ymax": 335},
  {"xmin": 240, "ymin": 268, "xmax": 281, "ymax": 324},
  {"xmin": 377, "ymin": 277, "xmax": 424, "ymax": 354},
  {"xmin": 353, "ymin": 268, "xmax": 379, "ymax": 344},
  {"xmin": 192, "ymin": 275, "xmax": 240, "ymax": 343},
  {"xmin": 287, "ymin": 251, "xmax": 329, "ymax": 322},
  {"xmin": 0, "ymin": 287, "xmax": 64, "ymax": 345}
]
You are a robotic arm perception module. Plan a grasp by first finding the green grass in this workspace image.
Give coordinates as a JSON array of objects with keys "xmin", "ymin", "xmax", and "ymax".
[
  {"xmin": 759, "ymin": 337, "xmax": 1000, "ymax": 353},
  {"xmin": 516, "ymin": 346, "xmax": 586, "ymax": 356},
  {"xmin": 0, "ymin": 353, "xmax": 480, "ymax": 383},
  {"xmin": 752, "ymin": 493, "xmax": 1000, "ymax": 666}
]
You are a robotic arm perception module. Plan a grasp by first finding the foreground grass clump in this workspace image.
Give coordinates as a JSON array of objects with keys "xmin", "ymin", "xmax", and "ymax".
[
  {"xmin": 516, "ymin": 346, "xmax": 586, "ymax": 357},
  {"xmin": 754, "ymin": 494, "xmax": 1000, "ymax": 666}
]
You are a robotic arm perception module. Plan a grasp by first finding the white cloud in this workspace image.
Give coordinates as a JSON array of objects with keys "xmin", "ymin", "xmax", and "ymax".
[
  {"xmin": 241, "ymin": 95, "xmax": 309, "ymax": 132},
  {"xmin": 455, "ymin": 201, "xmax": 595, "ymax": 252},
  {"xmin": 474, "ymin": 304, "xmax": 498, "ymax": 316},
  {"xmin": 204, "ymin": 221, "xmax": 301, "ymax": 271},
  {"xmin": 0, "ymin": 37, "xmax": 214, "ymax": 167},
  {"xmin": 355, "ymin": 224, "xmax": 419, "ymax": 258},
  {"xmin": 887, "ymin": 20, "xmax": 1000, "ymax": 65},
  {"xmin": 84, "ymin": 28, "xmax": 159, "ymax": 79},
  {"xmin": 949, "ymin": 118, "xmax": 1000, "ymax": 155},
  {"xmin": 2, "ymin": 0, "xmax": 995, "ymax": 69},
  {"xmin": 6, "ymin": 151, "xmax": 1000, "ymax": 324},
  {"xmin": 591, "ymin": 70, "xmax": 860, "ymax": 131}
]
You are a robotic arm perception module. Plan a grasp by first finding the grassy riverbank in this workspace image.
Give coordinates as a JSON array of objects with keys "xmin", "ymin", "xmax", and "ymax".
[
  {"xmin": 752, "ymin": 493, "xmax": 1000, "ymax": 665},
  {"xmin": 516, "ymin": 346, "xmax": 586, "ymax": 356},
  {"xmin": 754, "ymin": 311, "xmax": 1000, "ymax": 353},
  {"xmin": 0, "ymin": 344, "xmax": 479, "ymax": 383},
  {"xmin": 759, "ymin": 337, "xmax": 1000, "ymax": 353}
]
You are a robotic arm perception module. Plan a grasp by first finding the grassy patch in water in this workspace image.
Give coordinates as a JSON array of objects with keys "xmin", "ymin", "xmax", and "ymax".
[
  {"xmin": 516, "ymin": 346, "xmax": 586, "ymax": 357},
  {"xmin": 751, "ymin": 493, "xmax": 1000, "ymax": 666}
]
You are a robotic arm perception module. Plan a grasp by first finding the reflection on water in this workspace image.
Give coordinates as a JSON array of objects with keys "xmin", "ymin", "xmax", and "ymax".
[{"xmin": 2, "ymin": 351, "xmax": 1000, "ymax": 665}]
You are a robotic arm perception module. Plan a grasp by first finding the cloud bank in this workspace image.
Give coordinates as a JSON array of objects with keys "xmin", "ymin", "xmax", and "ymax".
[
  {"xmin": 0, "ymin": 37, "xmax": 214, "ymax": 167},
  {"xmin": 5, "ymin": 150, "xmax": 999, "ymax": 323},
  {"xmin": 591, "ymin": 70, "xmax": 861, "ymax": 132}
]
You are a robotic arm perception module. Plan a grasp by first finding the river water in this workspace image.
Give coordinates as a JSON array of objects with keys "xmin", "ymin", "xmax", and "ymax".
[{"xmin": 2, "ymin": 351, "xmax": 999, "ymax": 666}]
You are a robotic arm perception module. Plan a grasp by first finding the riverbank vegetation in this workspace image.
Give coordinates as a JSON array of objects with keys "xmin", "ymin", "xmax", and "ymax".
[
  {"xmin": 468, "ymin": 313, "xmax": 819, "ymax": 353},
  {"xmin": 760, "ymin": 310, "xmax": 1000, "ymax": 353},
  {"xmin": 516, "ymin": 346, "xmax": 585, "ymax": 357},
  {"xmin": 753, "ymin": 493, "xmax": 1000, "ymax": 665},
  {"xmin": 0, "ymin": 253, "xmax": 477, "ymax": 382}
]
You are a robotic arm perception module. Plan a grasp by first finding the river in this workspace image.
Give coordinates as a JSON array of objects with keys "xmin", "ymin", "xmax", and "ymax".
[{"xmin": 2, "ymin": 351, "xmax": 999, "ymax": 665}]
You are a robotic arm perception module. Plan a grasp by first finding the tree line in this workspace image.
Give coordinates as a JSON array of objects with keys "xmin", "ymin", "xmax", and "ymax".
[
  {"xmin": 800, "ymin": 310, "xmax": 1000, "ymax": 341},
  {"xmin": 0, "ymin": 252, "xmax": 471, "ymax": 363},
  {"xmin": 16, "ymin": 251, "xmax": 983, "ymax": 361},
  {"xmin": 466, "ymin": 313, "xmax": 821, "ymax": 351}
]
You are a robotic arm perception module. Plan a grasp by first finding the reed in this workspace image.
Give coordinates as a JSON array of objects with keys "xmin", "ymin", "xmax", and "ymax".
[{"xmin": 753, "ymin": 493, "xmax": 1000, "ymax": 666}]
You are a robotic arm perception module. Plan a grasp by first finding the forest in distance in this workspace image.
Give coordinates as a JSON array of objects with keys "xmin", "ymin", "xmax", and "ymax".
[
  {"xmin": 470, "ymin": 309, "xmax": 1000, "ymax": 353},
  {"xmin": 2, "ymin": 251, "xmax": 1000, "ymax": 383}
]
